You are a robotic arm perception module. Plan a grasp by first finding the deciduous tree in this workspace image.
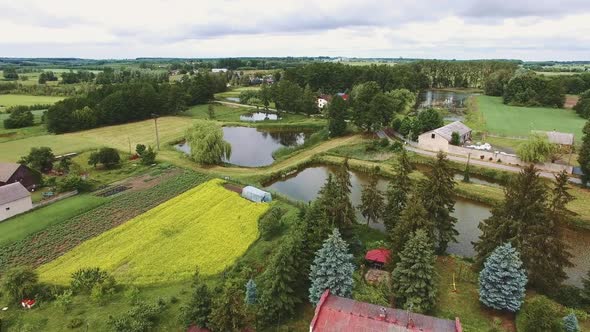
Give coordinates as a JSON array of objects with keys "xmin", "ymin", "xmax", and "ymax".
[{"xmin": 185, "ymin": 121, "xmax": 231, "ymax": 165}]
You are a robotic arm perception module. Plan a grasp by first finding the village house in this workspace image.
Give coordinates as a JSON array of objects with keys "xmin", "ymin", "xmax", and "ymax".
[
  {"xmin": 417, "ymin": 121, "xmax": 472, "ymax": 153},
  {"xmin": 211, "ymin": 68, "xmax": 228, "ymax": 73},
  {"xmin": 0, "ymin": 162, "xmax": 39, "ymax": 190},
  {"xmin": 317, "ymin": 95, "xmax": 331, "ymax": 109},
  {"xmin": 310, "ymin": 290, "xmax": 462, "ymax": 332},
  {"xmin": 0, "ymin": 182, "xmax": 33, "ymax": 221}
]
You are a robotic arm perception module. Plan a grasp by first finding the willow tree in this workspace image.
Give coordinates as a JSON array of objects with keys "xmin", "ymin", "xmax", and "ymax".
[{"xmin": 185, "ymin": 121, "xmax": 231, "ymax": 165}]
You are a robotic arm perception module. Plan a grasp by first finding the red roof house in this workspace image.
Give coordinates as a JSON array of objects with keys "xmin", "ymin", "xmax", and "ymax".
[
  {"xmin": 365, "ymin": 248, "xmax": 391, "ymax": 265},
  {"xmin": 336, "ymin": 92, "xmax": 349, "ymax": 101},
  {"xmin": 310, "ymin": 290, "xmax": 462, "ymax": 332}
]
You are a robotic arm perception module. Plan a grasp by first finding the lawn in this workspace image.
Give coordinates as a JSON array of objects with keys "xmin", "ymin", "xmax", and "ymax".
[
  {"xmin": 475, "ymin": 96, "xmax": 586, "ymax": 142},
  {"xmin": 0, "ymin": 94, "xmax": 64, "ymax": 109},
  {"xmin": 0, "ymin": 195, "xmax": 109, "ymax": 247},
  {"xmin": 38, "ymin": 179, "xmax": 269, "ymax": 285},
  {"xmin": 184, "ymin": 103, "xmax": 253, "ymax": 121}
]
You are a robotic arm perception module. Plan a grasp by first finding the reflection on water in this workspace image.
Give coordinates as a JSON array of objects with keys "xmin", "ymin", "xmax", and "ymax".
[
  {"xmin": 265, "ymin": 165, "xmax": 588, "ymax": 286},
  {"xmin": 175, "ymin": 127, "xmax": 309, "ymax": 167},
  {"xmin": 240, "ymin": 112, "xmax": 279, "ymax": 122}
]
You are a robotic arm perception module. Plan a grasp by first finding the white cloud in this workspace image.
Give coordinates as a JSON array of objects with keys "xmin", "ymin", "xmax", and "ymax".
[{"xmin": 0, "ymin": 0, "xmax": 589, "ymax": 60}]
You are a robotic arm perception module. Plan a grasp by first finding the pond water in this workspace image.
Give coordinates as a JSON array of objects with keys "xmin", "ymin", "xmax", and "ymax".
[
  {"xmin": 226, "ymin": 97, "xmax": 240, "ymax": 103},
  {"xmin": 175, "ymin": 126, "xmax": 309, "ymax": 167},
  {"xmin": 417, "ymin": 89, "xmax": 475, "ymax": 112},
  {"xmin": 265, "ymin": 165, "xmax": 589, "ymax": 286},
  {"xmin": 240, "ymin": 112, "xmax": 280, "ymax": 122}
]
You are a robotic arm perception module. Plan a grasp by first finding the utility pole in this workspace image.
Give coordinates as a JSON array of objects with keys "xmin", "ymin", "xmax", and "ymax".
[
  {"xmin": 151, "ymin": 113, "xmax": 160, "ymax": 150},
  {"xmin": 128, "ymin": 136, "xmax": 132, "ymax": 155}
]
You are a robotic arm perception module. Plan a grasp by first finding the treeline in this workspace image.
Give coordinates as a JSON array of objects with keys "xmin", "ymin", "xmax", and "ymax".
[
  {"xmin": 95, "ymin": 68, "xmax": 169, "ymax": 85},
  {"xmin": 282, "ymin": 60, "xmax": 518, "ymax": 93},
  {"xmin": 45, "ymin": 74, "xmax": 226, "ymax": 133}
]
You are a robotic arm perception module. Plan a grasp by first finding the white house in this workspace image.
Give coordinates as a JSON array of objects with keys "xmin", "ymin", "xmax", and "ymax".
[
  {"xmin": 317, "ymin": 97, "xmax": 329, "ymax": 109},
  {"xmin": 417, "ymin": 121, "xmax": 472, "ymax": 153},
  {"xmin": 0, "ymin": 182, "xmax": 33, "ymax": 221}
]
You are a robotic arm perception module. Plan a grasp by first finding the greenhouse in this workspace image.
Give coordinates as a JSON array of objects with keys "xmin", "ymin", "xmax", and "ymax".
[{"xmin": 241, "ymin": 186, "xmax": 272, "ymax": 203}]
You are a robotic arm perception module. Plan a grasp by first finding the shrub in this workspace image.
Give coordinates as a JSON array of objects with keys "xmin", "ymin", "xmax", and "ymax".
[
  {"xmin": 125, "ymin": 286, "xmax": 141, "ymax": 304},
  {"xmin": 19, "ymin": 147, "xmax": 55, "ymax": 172},
  {"xmin": 88, "ymin": 148, "xmax": 121, "ymax": 168},
  {"xmin": 67, "ymin": 318, "xmax": 84, "ymax": 329},
  {"xmin": 70, "ymin": 267, "xmax": 111, "ymax": 294},
  {"xmin": 3, "ymin": 107, "xmax": 34, "ymax": 129},
  {"xmin": 57, "ymin": 175, "xmax": 90, "ymax": 193},
  {"xmin": 450, "ymin": 131, "xmax": 460, "ymax": 145},
  {"xmin": 259, "ymin": 206, "xmax": 284, "ymax": 240},
  {"xmin": 378, "ymin": 138, "xmax": 389, "ymax": 148},
  {"xmin": 109, "ymin": 301, "xmax": 165, "ymax": 332},
  {"xmin": 90, "ymin": 276, "xmax": 117, "ymax": 305},
  {"xmin": 516, "ymin": 295, "xmax": 562, "ymax": 332},
  {"xmin": 54, "ymin": 289, "xmax": 73, "ymax": 312},
  {"xmin": 390, "ymin": 141, "xmax": 403, "ymax": 152},
  {"xmin": 0, "ymin": 267, "xmax": 39, "ymax": 303},
  {"xmin": 563, "ymin": 312, "xmax": 580, "ymax": 332}
]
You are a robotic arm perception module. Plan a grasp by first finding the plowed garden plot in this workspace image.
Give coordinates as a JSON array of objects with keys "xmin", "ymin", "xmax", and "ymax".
[{"xmin": 38, "ymin": 179, "xmax": 269, "ymax": 285}]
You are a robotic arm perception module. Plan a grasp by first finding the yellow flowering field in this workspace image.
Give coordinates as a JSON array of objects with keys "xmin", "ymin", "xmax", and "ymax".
[{"xmin": 38, "ymin": 179, "xmax": 268, "ymax": 285}]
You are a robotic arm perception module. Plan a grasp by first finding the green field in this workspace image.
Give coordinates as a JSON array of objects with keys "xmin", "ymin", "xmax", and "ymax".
[
  {"xmin": 475, "ymin": 96, "xmax": 586, "ymax": 141},
  {"xmin": 0, "ymin": 94, "xmax": 64, "ymax": 109},
  {"xmin": 0, "ymin": 195, "xmax": 109, "ymax": 247},
  {"xmin": 38, "ymin": 179, "xmax": 268, "ymax": 285}
]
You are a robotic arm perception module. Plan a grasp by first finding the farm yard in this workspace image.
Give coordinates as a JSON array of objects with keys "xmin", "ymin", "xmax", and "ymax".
[{"xmin": 38, "ymin": 179, "xmax": 268, "ymax": 284}]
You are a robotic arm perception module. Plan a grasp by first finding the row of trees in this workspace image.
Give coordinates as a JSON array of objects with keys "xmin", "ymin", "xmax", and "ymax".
[
  {"xmin": 45, "ymin": 74, "xmax": 226, "ymax": 133},
  {"xmin": 574, "ymin": 90, "xmax": 590, "ymax": 118},
  {"xmin": 502, "ymin": 71, "xmax": 565, "ymax": 108}
]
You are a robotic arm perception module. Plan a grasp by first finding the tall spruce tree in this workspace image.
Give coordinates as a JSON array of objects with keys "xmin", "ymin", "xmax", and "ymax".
[
  {"xmin": 327, "ymin": 95, "xmax": 348, "ymax": 137},
  {"xmin": 474, "ymin": 164, "xmax": 572, "ymax": 293},
  {"xmin": 383, "ymin": 149, "xmax": 412, "ymax": 233},
  {"xmin": 478, "ymin": 243, "xmax": 527, "ymax": 312},
  {"xmin": 208, "ymin": 278, "xmax": 249, "ymax": 332},
  {"xmin": 358, "ymin": 168, "xmax": 384, "ymax": 225},
  {"xmin": 578, "ymin": 120, "xmax": 590, "ymax": 185},
  {"xmin": 333, "ymin": 159, "xmax": 356, "ymax": 228},
  {"xmin": 180, "ymin": 269, "xmax": 211, "ymax": 328},
  {"xmin": 420, "ymin": 151, "xmax": 458, "ymax": 254},
  {"xmin": 392, "ymin": 229, "xmax": 437, "ymax": 313},
  {"xmin": 390, "ymin": 193, "xmax": 434, "ymax": 257},
  {"xmin": 563, "ymin": 313, "xmax": 580, "ymax": 332},
  {"xmin": 309, "ymin": 228, "xmax": 355, "ymax": 305},
  {"xmin": 582, "ymin": 270, "xmax": 590, "ymax": 302},
  {"xmin": 245, "ymin": 278, "xmax": 257, "ymax": 305}
]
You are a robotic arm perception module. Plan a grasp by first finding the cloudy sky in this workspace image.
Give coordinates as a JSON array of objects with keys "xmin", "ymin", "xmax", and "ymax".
[{"xmin": 1, "ymin": 0, "xmax": 590, "ymax": 60}]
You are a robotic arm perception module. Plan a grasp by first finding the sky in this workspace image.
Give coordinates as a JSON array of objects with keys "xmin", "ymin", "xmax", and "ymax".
[{"xmin": 1, "ymin": 0, "xmax": 590, "ymax": 60}]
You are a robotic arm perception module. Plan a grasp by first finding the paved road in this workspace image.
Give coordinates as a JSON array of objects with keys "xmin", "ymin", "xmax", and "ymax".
[{"xmin": 377, "ymin": 130, "xmax": 582, "ymax": 185}]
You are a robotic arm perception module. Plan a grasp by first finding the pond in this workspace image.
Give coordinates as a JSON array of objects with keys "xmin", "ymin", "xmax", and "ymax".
[
  {"xmin": 175, "ymin": 126, "xmax": 310, "ymax": 167},
  {"xmin": 240, "ymin": 112, "xmax": 280, "ymax": 122},
  {"xmin": 225, "ymin": 97, "xmax": 240, "ymax": 103},
  {"xmin": 416, "ymin": 89, "xmax": 476, "ymax": 113},
  {"xmin": 265, "ymin": 165, "xmax": 589, "ymax": 286}
]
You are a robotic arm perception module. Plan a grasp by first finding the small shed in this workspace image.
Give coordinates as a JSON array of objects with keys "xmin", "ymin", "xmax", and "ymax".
[
  {"xmin": 241, "ymin": 186, "xmax": 272, "ymax": 203},
  {"xmin": 365, "ymin": 248, "xmax": 391, "ymax": 269}
]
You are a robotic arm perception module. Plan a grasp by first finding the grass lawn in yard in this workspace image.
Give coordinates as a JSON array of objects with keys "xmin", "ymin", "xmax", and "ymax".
[
  {"xmin": 0, "ymin": 194, "xmax": 109, "ymax": 247},
  {"xmin": 38, "ymin": 179, "xmax": 268, "ymax": 285},
  {"xmin": 475, "ymin": 96, "xmax": 586, "ymax": 142}
]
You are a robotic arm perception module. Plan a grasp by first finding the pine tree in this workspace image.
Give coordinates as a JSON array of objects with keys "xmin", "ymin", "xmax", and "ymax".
[
  {"xmin": 563, "ymin": 313, "xmax": 580, "ymax": 332},
  {"xmin": 478, "ymin": 243, "xmax": 527, "ymax": 312},
  {"xmin": 245, "ymin": 278, "xmax": 257, "ymax": 305},
  {"xmin": 309, "ymin": 228, "xmax": 355, "ymax": 305},
  {"xmin": 420, "ymin": 151, "xmax": 458, "ymax": 254},
  {"xmin": 392, "ymin": 229, "xmax": 437, "ymax": 313},
  {"xmin": 327, "ymin": 95, "xmax": 348, "ymax": 137},
  {"xmin": 180, "ymin": 269, "xmax": 211, "ymax": 328},
  {"xmin": 578, "ymin": 120, "xmax": 590, "ymax": 185},
  {"xmin": 383, "ymin": 149, "xmax": 412, "ymax": 233},
  {"xmin": 582, "ymin": 269, "xmax": 590, "ymax": 302},
  {"xmin": 333, "ymin": 159, "xmax": 356, "ymax": 228},
  {"xmin": 208, "ymin": 278, "xmax": 248, "ymax": 332},
  {"xmin": 474, "ymin": 164, "xmax": 572, "ymax": 293},
  {"xmin": 390, "ymin": 193, "xmax": 433, "ymax": 256},
  {"xmin": 358, "ymin": 168, "xmax": 384, "ymax": 225}
]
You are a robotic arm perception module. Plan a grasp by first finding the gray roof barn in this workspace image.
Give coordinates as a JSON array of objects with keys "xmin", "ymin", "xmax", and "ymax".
[
  {"xmin": 241, "ymin": 186, "xmax": 272, "ymax": 203},
  {"xmin": 0, "ymin": 182, "xmax": 31, "ymax": 205},
  {"xmin": 433, "ymin": 121, "xmax": 472, "ymax": 142},
  {"xmin": 0, "ymin": 163, "xmax": 21, "ymax": 183}
]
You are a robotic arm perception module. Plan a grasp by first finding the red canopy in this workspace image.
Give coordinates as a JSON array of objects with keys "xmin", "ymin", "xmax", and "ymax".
[{"xmin": 365, "ymin": 248, "xmax": 391, "ymax": 264}]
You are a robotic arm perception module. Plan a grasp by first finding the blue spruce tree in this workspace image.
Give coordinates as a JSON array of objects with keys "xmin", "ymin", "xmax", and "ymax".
[
  {"xmin": 245, "ymin": 278, "xmax": 257, "ymax": 305},
  {"xmin": 563, "ymin": 313, "xmax": 580, "ymax": 332},
  {"xmin": 309, "ymin": 228, "xmax": 355, "ymax": 305},
  {"xmin": 479, "ymin": 243, "xmax": 527, "ymax": 312}
]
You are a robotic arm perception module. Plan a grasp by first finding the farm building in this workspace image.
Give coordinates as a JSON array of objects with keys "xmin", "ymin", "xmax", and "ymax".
[
  {"xmin": 0, "ymin": 182, "xmax": 33, "ymax": 221},
  {"xmin": 317, "ymin": 95, "xmax": 331, "ymax": 109},
  {"xmin": 418, "ymin": 121, "xmax": 472, "ymax": 153},
  {"xmin": 310, "ymin": 290, "xmax": 462, "ymax": 332},
  {"xmin": 365, "ymin": 248, "xmax": 391, "ymax": 269},
  {"xmin": 241, "ymin": 186, "xmax": 272, "ymax": 203},
  {"xmin": 0, "ymin": 162, "xmax": 39, "ymax": 190}
]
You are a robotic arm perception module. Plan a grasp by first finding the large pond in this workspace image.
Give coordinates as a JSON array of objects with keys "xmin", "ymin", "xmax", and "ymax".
[
  {"xmin": 175, "ymin": 127, "xmax": 310, "ymax": 167},
  {"xmin": 417, "ymin": 89, "xmax": 476, "ymax": 116},
  {"xmin": 265, "ymin": 165, "xmax": 590, "ymax": 286}
]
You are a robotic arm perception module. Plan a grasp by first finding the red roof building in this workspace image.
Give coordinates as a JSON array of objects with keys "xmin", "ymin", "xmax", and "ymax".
[
  {"xmin": 365, "ymin": 248, "xmax": 391, "ymax": 265},
  {"xmin": 310, "ymin": 290, "xmax": 462, "ymax": 332}
]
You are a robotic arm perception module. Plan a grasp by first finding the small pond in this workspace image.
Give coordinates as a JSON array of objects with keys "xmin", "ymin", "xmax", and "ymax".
[
  {"xmin": 265, "ymin": 165, "xmax": 589, "ymax": 286},
  {"xmin": 225, "ymin": 97, "xmax": 240, "ymax": 103},
  {"xmin": 175, "ymin": 126, "xmax": 310, "ymax": 167},
  {"xmin": 240, "ymin": 112, "xmax": 280, "ymax": 122}
]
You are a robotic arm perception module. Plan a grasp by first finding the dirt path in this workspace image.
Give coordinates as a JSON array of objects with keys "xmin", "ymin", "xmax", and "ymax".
[{"xmin": 158, "ymin": 134, "xmax": 363, "ymax": 178}]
